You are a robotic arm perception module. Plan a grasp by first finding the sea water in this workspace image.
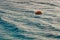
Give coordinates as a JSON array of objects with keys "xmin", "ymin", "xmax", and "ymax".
[{"xmin": 0, "ymin": 0, "xmax": 60, "ymax": 40}]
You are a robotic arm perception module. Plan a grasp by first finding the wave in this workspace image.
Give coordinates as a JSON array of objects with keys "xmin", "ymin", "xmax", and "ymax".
[{"xmin": 0, "ymin": 0, "xmax": 60, "ymax": 40}]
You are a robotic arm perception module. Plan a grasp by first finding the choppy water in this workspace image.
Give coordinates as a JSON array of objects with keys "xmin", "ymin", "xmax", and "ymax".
[{"xmin": 0, "ymin": 0, "xmax": 60, "ymax": 40}]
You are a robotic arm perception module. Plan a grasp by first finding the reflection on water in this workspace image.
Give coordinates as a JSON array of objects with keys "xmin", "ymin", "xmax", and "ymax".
[{"xmin": 0, "ymin": 0, "xmax": 60, "ymax": 40}]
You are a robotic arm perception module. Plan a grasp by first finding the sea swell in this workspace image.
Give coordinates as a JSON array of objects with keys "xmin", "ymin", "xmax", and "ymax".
[{"xmin": 0, "ymin": 0, "xmax": 60, "ymax": 40}]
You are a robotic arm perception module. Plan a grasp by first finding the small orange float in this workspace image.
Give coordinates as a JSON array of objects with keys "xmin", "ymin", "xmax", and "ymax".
[{"xmin": 35, "ymin": 10, "xmax": 42, "ymax": 15}]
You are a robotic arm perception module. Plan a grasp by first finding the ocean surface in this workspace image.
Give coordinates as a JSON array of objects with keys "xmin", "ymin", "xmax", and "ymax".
[{"xmin": 0, "ymin": 0, "xmax": 60, "ymax": 40}]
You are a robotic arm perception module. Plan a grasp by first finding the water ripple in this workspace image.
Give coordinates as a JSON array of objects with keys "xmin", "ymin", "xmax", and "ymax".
[{"xmin": 0, "ymin": 0, "xmax": 60, "ymax": 40}]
